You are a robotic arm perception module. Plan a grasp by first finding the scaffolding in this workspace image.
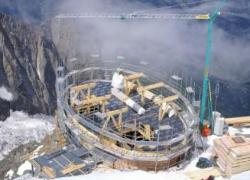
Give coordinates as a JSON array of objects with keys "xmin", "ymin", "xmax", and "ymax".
[{"xmin": 56, "ymin": 60, "xmax": 200, "ymax": 171}]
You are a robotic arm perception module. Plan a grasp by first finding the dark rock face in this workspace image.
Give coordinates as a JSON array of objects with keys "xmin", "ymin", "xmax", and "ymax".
[{"xmin": 0, "ymin": 13, "xmax": 60, "ymax": 120}]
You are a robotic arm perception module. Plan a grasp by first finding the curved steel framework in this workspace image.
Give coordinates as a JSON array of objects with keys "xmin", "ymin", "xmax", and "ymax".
[{"xmin": 56, "ymin": 60, "xmax": 199, "ymax": 170}]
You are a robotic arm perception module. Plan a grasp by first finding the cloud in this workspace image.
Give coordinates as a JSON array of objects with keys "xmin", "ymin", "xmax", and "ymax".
[{"xmin": 51, "ymin": 0, "xmax": 250, "ymax": 82}]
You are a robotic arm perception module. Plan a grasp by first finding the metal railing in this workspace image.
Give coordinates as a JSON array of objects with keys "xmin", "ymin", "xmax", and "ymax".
[{"xmin": 56, "ymin": 60, "xmax": 198, "ymax": 163}]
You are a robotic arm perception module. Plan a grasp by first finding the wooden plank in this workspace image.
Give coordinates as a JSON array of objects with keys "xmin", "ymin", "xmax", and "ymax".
[
  {"xmin": 214, "ymin": 142, "xmax": 250, "ymax": 161},
  {"xmin": 124, "ymin": 73, "xmax": 144, "ymax": 81},
  {"xmin": 42, "ymin": 166, "xmax": 56, "ymax": 178},
  {"xmin": 220, "ymin": 136, "xmax": 249, "ymax": 149},
  {"xmin": 231, "ymin": 146, "xmax": 250, "ymax": 157},
  {"xmin": 61, "ymin": 163, "xmax": 85, "ymax": 175},
  {"xmin": 217, "ymin": 161, "xmax": 226, "ymax": 174},
  {"xmin": 217, "ymin": 155, "xmax": 250, "ymax": 170},
  {"xmin": 161, "ymin": 95, "xmax": 179, "ymax": 103},
  {"xmin": 225, "ymin": 116, "xmax": 250, "ymax": 125},
  {"xmin": 153, "ymin": 95, "xmax": 178, "ymax": 105},
  {"xmin": 214, "ymin": 146, "xmax": 250, "ymax": 164},
  {"xmin": 106, "ymin": 107, "xmax": 128, "ymax": 116},
  {"xmin": 224, "ymin": 163, "xmax": 250, "ymax": 177},
  {"xmin": 70, "ymin": 82, "xmax": 96, "ymax": 91},
  {"xmin": 82, "ymin": 95, "xmax": 111, "ymax": 105},
  {"xmin": 142, "ymin": 82, "xmax": 165, "ymax": 91},
  {"xmin": 141, "ymin": 90, "xmax": 156, "ymax": 100},
  {"xmin": 214, "ymin": 136, "xmax": 250, "ymax": 156},
  {"xmin": 227, "ymin": 163, "xmax": 250, "ymax": 175},
  {"xmin": 214, "ymin": 136, "xmax": 250, "ymax": 176}
]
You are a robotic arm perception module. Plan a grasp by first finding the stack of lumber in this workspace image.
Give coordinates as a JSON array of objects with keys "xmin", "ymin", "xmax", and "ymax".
[
  {"xmin": 213, "ymin": 136, "xmax": 250, "ymax": 176},
  {"xmin": 225, "ymin": 116, "xmax": 250, "ymax": 125}
]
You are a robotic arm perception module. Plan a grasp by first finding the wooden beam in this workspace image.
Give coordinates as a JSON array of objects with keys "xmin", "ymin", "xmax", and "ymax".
[
  {"xmin": 137, "ymin": 123, "xmax": 153, "ymax": 140},
  {"xmin": 70, "ymin": 82, "xmax": 97, "ymax": 107},
  {"xmin": 102, "ymin": 107, "xmax": 128, "ymax": 130},
  {"xmin": 156, "ymin": 96, "xmax": 177, "ymax": 121},
  {"xmin": 127, "ymin": 81, "xmax": 136, "ymax": 90},
  {"xmin": 106, "ymin": 107, "xmax": 128, "ymax": 117},
  {"xmin": 137, "ymin": 83, "xmax": 178, "ymax": 105},
  {"xmin": 70, "ymin": 82, "xmax": 96, "ymax": 91},
  {"xmin": 161, "ymin": 95, "xmax": 179, "ymax": 103},
  {"xmin": 124, "ymin": 72, "xmax": 144, "ymax": 81},
  {"xmin": 42, "ymin": 166, "xmax": 56, "ymax": 178},
  {"xmin": 154, "ymin": 95, "xmax": 178, "ymax": 105},
  {"xmin": 137, "ymin": 84, "xmax": 178, "ymax": 120},
  {"xmin": 81, "ymin": 95, "xmax": 111, "ymax": 105},
  {"xmin": 225, "ymin": 116, "xmax": 250, "ymax": 125},
  {"xmin": 140, "ymin": 82, "xmax": 165, "ymax": 91},
  {"xmin": 159, "ymin": 106, "xmax": 165, "ymax": 121},
  {"xmin": 124, "ymin": 73, "xmax": 144, "ymax": 95},
  {"xmin": 61, "ymin": 163, "xmax": 85, "ymax": 175},
  {"xmin": 137, "ymin": 82, "xmax": 164, "ymax": 104},
  {"xmin": 73, "ymin": 94, "xmax": 111, "ymax": 114}
]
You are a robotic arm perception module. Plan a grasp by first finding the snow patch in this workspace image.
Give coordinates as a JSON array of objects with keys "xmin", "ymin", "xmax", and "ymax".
[
  {"xmin": 0, "ymin": 86, "xmax": 13, "ymax": 101},
  {"xmin": 14, "ymin": 174, "xmax": 39, "ymax": 180},
  {"xmin": 5, "ymin": 169, "xmax": 14, "ymax": 179},
  {"xmin": 231, "ymin": 170, "xmax": 250, "ymax": 180},
  {"xmin": 0, "ymin": 111, "xmax": 55, "ymax": 161},
  {"xmin": 229, "ymin": 126, "xmax": 250, "ymax": 136},
  {"xmin": 17, "ymin": 161, "xmax": 32, "ymax": 176},
  {"xmin": 56, "ymin": 169, "xmax": 188, "ymax": 180}
]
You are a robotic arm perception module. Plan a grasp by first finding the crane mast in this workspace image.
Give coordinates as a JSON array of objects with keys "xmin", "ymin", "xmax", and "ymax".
[{"xmin": 199, "ymin": 0, "xmax": 228, "ymax": 130}]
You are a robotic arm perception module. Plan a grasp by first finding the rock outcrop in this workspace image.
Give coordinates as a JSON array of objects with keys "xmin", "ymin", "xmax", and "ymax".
[{"xmin": 0, "ymin": 13, "xmax": 60, "ymax": 120}]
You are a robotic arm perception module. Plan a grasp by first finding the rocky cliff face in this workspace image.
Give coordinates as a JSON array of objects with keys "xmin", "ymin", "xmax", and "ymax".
[{"xmin": 0, "ymin": 13, "xmax": 60, "ymax": 120}]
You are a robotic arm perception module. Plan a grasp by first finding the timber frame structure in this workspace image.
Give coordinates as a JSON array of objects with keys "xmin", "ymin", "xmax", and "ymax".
[{"xmin": 56, "ymin": 60, "xmax": 199, "ymax": 171}]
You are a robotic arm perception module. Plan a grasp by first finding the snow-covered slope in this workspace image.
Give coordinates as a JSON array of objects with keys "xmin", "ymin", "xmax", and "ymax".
[
  {"xmin": 57, "ymin": 170, "xmax": 188, "ymax": 180},
  {"xmin": 13, "ymin": 130, "xmax": 250, "ymax": 180},
  {"xmin": 0, "ymin": 111, "xmax": 55, "ymax": 161}
]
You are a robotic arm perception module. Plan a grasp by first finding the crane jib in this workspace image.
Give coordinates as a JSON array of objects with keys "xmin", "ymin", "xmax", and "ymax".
[{"xmin": 55, "ymin": 13, "xmax": 210, "ymax": 20}]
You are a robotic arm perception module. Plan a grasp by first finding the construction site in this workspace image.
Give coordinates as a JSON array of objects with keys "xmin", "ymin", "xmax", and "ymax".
[
  {"xmin": 60, "ymin": 60, "xmax": 198, "ymax": 167},
  {"xmin": 28, "ymin": 59, "xmax": 200, "ymax": 178},
  {"xmin": 17, "ymin": 1, "xmax": 250, "ymax": 179},
  {"xmin": 27, "ymin": 59, "xmax": 250, "ymax": 179}
]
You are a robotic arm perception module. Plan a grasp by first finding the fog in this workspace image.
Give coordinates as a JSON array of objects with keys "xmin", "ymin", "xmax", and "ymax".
[{"xmin": 51, "ymin": 0, "xmax": 250, "ymax": 82}]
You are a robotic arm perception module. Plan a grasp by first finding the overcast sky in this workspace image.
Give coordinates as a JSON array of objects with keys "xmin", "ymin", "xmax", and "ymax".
[{"xmin": 51, "ymin": 0, "xmax": 250, "ymax": 82}]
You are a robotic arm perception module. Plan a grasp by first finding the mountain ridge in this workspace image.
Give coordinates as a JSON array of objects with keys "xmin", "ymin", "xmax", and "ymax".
[{"xmin": 0, "ymin": 13, "xmax": 59, "ymax": 120}]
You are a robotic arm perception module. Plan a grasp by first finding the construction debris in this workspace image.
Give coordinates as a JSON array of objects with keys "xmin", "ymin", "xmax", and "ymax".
[
  {"xmin": 196, "ymin": 157, "xmax": 214, "ymax": 169},
  {"xmin": 213, "ymin": 136, "xmax": 250, "ymax": 176}
]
